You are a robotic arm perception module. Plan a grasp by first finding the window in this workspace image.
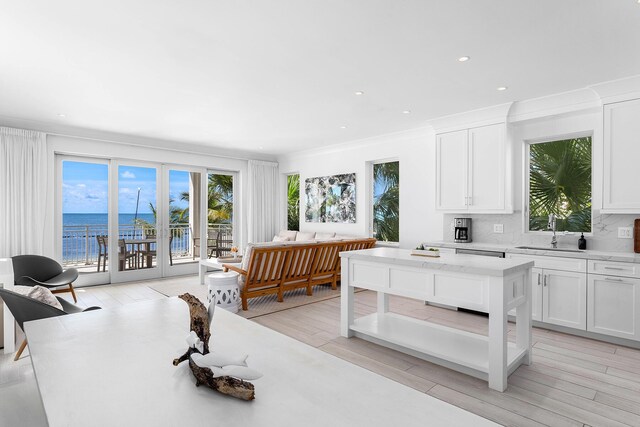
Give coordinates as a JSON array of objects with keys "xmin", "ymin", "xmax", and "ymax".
[
  {"xmin": 287, "ymin": 174, "xmax": 300, "ymax": 231},
  {"xmin": 527, "ymin": 136, "xmax": 592, "ymax": 232},
  {"xmin": 372, "ymin": 161, "xmax": 399, "ymax": 242}
]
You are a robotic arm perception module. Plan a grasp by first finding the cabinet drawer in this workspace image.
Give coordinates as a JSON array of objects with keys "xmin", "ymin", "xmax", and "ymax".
[
  {"xmin": 588, "ymin": 260, "xmax": 640, "ymax": 279},
  {"xmin": 507, "ymin": 253, "xmax": 586, "ymax": 273}
]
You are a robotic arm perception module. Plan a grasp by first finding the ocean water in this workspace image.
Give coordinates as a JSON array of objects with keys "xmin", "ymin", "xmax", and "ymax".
[
  {"xmin": 63, "ymin": 213, "xmax": 156, "ymax": 227},
  {"xmin": 62, "ymin": 213, "xmax": 184, "ymax": 263}
]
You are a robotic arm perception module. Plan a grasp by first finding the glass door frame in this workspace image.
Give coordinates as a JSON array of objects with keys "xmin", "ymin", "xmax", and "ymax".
[
  {"xmin": 55, "ymin": 154, "xmax": 112, "ymax": 287},
  {"xmin": 110, "ymin": 159, "xmax": 163, "ymax": 284},
  {"xmin": 161, "ymin": 164, "xmax": 208, "ymax": 277},
  {"xmin": 207, "ymin": 169, "xmax": 240, "ymax": 257}
]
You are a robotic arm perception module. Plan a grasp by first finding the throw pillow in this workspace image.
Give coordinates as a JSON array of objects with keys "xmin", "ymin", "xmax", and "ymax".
[
  {"xmin": 27, "ymin": 285, "xmax": 64, "ymax": 310},
  {"xmin": 272, "ymin": 235, "xmax": 290, "ymax": 242}
]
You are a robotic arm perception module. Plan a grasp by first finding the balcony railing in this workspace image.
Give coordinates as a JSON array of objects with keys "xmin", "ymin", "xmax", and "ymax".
[{"xmin": 62, "ymin": 223, "xmax": 232, "ymax": 267}]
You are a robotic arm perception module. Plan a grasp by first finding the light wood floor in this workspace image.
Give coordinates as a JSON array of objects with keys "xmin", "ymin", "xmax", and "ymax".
[{"xmin": 3, "ymin": 276, "xmax": 640, "ymax": 427}]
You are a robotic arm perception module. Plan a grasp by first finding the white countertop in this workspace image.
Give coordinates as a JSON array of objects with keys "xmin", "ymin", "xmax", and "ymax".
[
  {"xmin": 25, "ymin": 297, "xmax": 497, "ymax": 427},
  {"xmin": 340, "ymin": 247, "xmax": 533, "ymax": 277},
  {"xmin": 424, "ymin": 241, "xmax": 640, "ymax": 263}
]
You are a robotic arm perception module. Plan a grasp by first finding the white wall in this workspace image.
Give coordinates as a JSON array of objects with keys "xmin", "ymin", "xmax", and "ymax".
[{"xmin": 277, "ymin": 128, "xmax": 443, "ymax": 248}]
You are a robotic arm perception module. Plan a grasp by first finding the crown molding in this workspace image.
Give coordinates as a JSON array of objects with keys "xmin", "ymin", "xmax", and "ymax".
[
  {"xmin": 0, "ymin": 115, "xmax": 276, "ymax": 162},
  {"xmin": 277, "ymin": 126, "xmax": 432, "ymax": 161},
  {"xmin": 507, "ymin": 88, "xmax": 601, "ymax": 123},
  {"xmin": 428, "ymin": 103, "xmax": 513, "ymax": 134},
  {"xmin": 590, "ymin": 74, "xmax": 640, "ymax": 105}
]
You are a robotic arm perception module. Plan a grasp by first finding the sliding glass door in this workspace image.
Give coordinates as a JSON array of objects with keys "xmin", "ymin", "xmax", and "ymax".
[
  {"xmin": 163, "ymin": 166, "xmax": 206, "ymax": 276},
  {"xmin": 58, "ymin": 157, "xmax": 110, "ymax": 285},
  {"xmin": 111, "ymin": 162, "xmax": 161, "ymax": 283},
  {"xmin": 57, "ymin": 157, "xmax": 238, "ymax": 284}
]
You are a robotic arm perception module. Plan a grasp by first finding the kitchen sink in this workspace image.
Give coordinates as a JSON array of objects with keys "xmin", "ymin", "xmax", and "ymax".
[{"xmin": 515, "ymin": 246, "xmax": 584, "ymax": 253}]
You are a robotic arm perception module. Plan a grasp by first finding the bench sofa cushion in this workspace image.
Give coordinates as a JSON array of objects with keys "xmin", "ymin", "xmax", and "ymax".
[
  {"xmin": 277, "ymin": 230, "xmax": 298, "ymax": 241},
  {"xmin": 295, "ymin": 231, "xmax": 316, "ymax": 241}
]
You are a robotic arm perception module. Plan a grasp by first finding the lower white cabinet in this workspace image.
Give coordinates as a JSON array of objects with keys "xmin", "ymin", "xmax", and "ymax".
[
  {"xmin": 507, "ymin": 254, "xmax": 586, "ymax": 328},
  {"xmin": 588, "ymin": 275, "xmax": 640, "ymax": 340},
  {"xmin": 529, "ymin": 268, "xmax": 543, "ymax": 322},
  {"xmin": 542, "ymin": 269, "xmax": 587, "ymax": 330},
  {"xmin": 509, "ymin": 267, "xmax": 586, "ymax": 327}
]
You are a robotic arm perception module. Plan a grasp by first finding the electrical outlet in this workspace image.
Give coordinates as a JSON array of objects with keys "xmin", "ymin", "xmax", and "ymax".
[
  {"xmin": 618, "ymin": 227, "xmax": 633, "ymax": 239},
  {"xmin": 493, "ymin": 224, "xmax": 504, "ymax": 234}
]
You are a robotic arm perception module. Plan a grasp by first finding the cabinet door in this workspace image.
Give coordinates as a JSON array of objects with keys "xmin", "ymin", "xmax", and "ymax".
[
  {"xmin": 588, "ymin": 275, "xmax": 640, "ymax": 340},
  {"xmin": 603, "ymin": 99, "xmax": 640, "ymax": 212},
  {"xmin": 542, "ymin": 270, "xmax": 587, "ymax": 330},
  {"xmin": 531, "ymin": 268, "xmax": 543, "ymax": 322},
  {"xmin": 436, "ymin": 130, "xmax": 468, "ymax": 211},
  {"xmin": 468, "ymin": 124, "xmax": 505, "ymax": 212},
  {"xmin": 508, "ymin": 267, "xmax": 542, "ymax": 320}
]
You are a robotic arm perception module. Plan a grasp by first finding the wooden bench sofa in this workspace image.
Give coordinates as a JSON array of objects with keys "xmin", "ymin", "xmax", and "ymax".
[{"xmin": 223, "ymin": 238, "xmax": 376, "ymax": 311}]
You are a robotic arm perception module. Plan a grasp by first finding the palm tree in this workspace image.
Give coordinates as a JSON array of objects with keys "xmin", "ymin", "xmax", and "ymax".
[
  {"xmin": 373, "ymin": 162, "xmax": 399, "ymax": 242},
  {"xmin": 176, "ymin": 174, "xmax": 234, "ymax": 224},
  {"xmin": 287, "ymin": 174, "xmax": 300, "ymax": 231},
  {"xmin": 529, "ymin": 137, "xmax": 591, "ymax": 232}
]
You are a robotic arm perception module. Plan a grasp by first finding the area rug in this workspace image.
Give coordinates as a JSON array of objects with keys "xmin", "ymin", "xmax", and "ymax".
[{"xmin": 148, "ymin": 280, "xmax": 345, "ymax": 319}]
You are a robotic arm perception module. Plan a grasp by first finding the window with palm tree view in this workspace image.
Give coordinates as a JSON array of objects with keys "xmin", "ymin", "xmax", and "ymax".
[
  {"xmin": 287, "ymin": 174, "xmax": 300, "ymax": 231},
  {"xmin": 372, "ymin": 161, "xmax": 399, "ymax": 242},
  {"xmin": 528, "ymin": 136, "xmax": 592, "ymax": 232}
]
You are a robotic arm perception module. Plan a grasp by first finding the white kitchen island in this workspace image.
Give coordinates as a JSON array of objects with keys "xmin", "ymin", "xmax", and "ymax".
[{"xmin": 340, "ymin": 248, "xmax": 534, "ymax": 392}]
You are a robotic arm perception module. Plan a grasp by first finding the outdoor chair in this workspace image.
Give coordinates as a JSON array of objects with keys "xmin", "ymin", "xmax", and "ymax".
[
  {"xmin": 118, "ymin": 239, "xmax": 137, "ymax": 270},
  {"xmin": 192, "ymin": 227, "xmax": 218, "ymax": 259},
  {"xmin": 96, "ymin": 235, "xmax": 108, "ymax": 272},
  {"xmin": 216, "ymin": 228, "xmax": 233, "ymax": 258},
  {"xmin": 12, "ymin": 255, "xmax": 79, "ymax": 303},
  {"xmin": 0, "ymin": 288, "xmax": 100, "ymax": 360}
]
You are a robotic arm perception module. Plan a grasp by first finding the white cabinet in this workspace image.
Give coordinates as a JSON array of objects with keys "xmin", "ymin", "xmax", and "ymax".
[
  {"xmin": 602, "ymin": 98, "xmax": 640, "ymax": 213},
  {"xmin": 507, "ymin": 254, "xmax": 586, "ymax": 329},
  {"xmin": 530, "ymin": 268, "xmax": 543, "ymax": 322},
  {"xmin": 436, "ymin": 123, "xmax": 511, "ymax": 213},
  {"xmin": 542, "ymin": 269, "xmax": 587, "ymax": 330},
  {"xmin": 587, "ymin": 275, "xmax": 640, "ymax": 340}
]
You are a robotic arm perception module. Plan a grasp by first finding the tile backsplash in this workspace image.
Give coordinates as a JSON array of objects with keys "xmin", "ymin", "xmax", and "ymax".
[{"xmin": 442, "ymin": 210, "xmax": 638, "ymax": 252}]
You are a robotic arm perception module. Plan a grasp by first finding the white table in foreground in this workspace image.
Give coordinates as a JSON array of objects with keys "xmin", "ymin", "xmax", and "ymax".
[
  {"xmin": 340, "ymin": 247, "xmax": 534, "ymax": 392},
  {"xmin": 25, "ymin": 298, "xmax": 496, "ymax": 427}
]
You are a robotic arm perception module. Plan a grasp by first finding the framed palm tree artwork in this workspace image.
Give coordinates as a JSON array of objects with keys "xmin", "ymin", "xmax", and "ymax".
[{"xmin": 305, "ymin": 173, "xmax": 356, "ymax": 223}]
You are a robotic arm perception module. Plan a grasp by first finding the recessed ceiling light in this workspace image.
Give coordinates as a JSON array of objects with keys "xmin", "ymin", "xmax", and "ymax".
[
  {"xmin": 402, "ymin": 110, "xmax": 411, "ymax": 114},
  {"xmin": 496, "ymin": 86, "xmax": 508, "ymax": 91},
  {"xmin": 340, "ymin": 126, "xmax": 347, "ymax": 129},
  {"xmin": 458, "ymin": 56, "xmax": 470, "ymax": 62},
  {"xmin": 57, "ymin": 113, "xmax": 66, "ymax": 118},
  {"xmin": 355, "ymin": 91, "xmax": 364, "ymax": 96},
  {"xmin": 258, "ymin": 146, "xmax": 264, "ymax": 150}
]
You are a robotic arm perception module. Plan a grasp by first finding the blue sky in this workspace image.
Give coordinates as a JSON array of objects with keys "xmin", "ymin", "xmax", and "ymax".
[{"xmin": 62, "ymin": 162, "xmax": 190, "ymax": 214}]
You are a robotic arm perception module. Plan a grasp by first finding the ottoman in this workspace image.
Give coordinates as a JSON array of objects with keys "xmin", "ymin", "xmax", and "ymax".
[{"xmin": 206, "ymin": 271, "xmax": 240, "ymax": 313}]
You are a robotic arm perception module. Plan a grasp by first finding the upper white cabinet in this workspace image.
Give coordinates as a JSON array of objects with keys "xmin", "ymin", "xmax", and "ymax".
[
  {"xmin": 602, "ymin": 98, "xmax": 640, "ymax": 213},
  {"xmin": 436, "ymin": 123, "xmax": 512, "ymax": 213}
]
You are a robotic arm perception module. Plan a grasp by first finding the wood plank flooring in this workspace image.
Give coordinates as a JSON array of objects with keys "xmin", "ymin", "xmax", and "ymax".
[{"xmin": 3, "ymin": 275, "xmax": 640, "ymax": 427}]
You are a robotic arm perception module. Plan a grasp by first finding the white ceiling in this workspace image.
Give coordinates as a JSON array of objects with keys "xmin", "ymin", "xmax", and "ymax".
[{"xmin": 1, "ymin": 1, "xmax": 639, "ymax": 155}]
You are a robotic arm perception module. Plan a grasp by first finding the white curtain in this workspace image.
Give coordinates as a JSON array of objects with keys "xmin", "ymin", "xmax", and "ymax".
[
  {"xmin": 247, "ymin": 160, "xmax": 279, "ymax": 243},
  {"xmin": 0, "ymin": 127, "xmax": 48, "ymax": 257}
]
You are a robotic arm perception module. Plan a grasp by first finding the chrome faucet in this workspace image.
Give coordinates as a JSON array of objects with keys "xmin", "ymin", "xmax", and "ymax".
[{"xmin": 548, "ymin": 214, "xmax": 558, "ymax": 248}]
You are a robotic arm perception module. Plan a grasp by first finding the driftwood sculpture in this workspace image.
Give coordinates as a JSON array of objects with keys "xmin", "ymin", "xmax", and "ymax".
[{"xmin": 173, "ymin": 293, "xmax": 256, "ymax": 401}]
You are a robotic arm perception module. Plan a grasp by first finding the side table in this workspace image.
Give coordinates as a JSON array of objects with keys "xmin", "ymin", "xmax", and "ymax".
[{"xmin": 206, "ymin": 271, "xmax": 240, "ymax": 313}]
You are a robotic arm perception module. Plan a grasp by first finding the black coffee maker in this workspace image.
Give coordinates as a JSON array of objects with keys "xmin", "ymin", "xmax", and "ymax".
[{"xmin": 454, "ymin": 218, "xmax": 472, "ymax": 243}]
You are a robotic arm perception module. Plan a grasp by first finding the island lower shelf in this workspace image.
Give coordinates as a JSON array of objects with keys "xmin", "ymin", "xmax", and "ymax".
[{"xmin": 350, "ymin": 312, "xmax": 527, "ymax": 378}]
